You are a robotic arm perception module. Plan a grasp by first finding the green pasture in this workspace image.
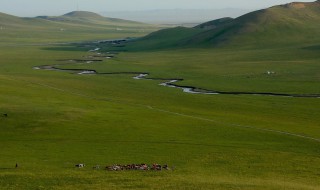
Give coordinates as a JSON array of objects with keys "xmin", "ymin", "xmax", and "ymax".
[{"xmin": 0, "ymin": 38, "xmax": 319, "ymax": 190}]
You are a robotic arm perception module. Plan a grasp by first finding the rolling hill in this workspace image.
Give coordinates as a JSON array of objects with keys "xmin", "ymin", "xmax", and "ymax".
[
  {"xmin": 0, "ymin": 11, "xmax": 156, "ymax": 43},
  {"xmin": 38, "ymin": 11, "xmax": 142, "ymax": 25},
  {"xmin": 126, "ymin": 0, "xmax": 320, "ymax": 50}
]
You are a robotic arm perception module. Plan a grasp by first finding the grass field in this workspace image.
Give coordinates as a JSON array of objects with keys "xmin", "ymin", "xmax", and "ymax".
[
  {"xmin": 0, "ymin": 39, "xmax": 320, "ymax": 190},
  {"xmin": 1, "ymin": 5, "xmax": 320, "ymax": 189}
]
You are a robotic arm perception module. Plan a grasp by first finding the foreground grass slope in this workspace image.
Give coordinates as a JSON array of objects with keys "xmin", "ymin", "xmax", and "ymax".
[{"xmin": 0, "ymin": 2, "xmax": 320, "ymax": 190}]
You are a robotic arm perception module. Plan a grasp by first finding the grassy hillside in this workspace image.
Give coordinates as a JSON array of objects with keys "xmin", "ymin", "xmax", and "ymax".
[
  {"xmin": 0, "ymin": 12, "xmax": 22, "ymax": 23},
  {"xmin": 0, "ymin": 1, "xmax": 320, "ymax": 190},
  {"xmin": 194, "ymin": 17, "xmax": 233, "ymax": 29},
  {"xmin": 126, "ymin": 0, "xmax": 320, "ymax": 50},
  {"xmin": 0, "ymin": 11, "xmax": 157, "ymax": 43},
  {"xmin": 127, "ymin": 27, "xmax": 203, "ymax": 50}
]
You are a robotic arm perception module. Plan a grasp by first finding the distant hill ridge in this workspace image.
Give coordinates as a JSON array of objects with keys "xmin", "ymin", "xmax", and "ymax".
[
  {"xmin": 63, "ymin": 11, "xmax": 103, "ymax": 18},
  {"xmin": 0, "ymin": 10, "xmax": 152, "ymax": 43},
  {"xmin": 35, "ymin": 11, "xmax": 141, "ymax": 24},
  {"xmin": 0, "ymin": 10, "xmax": 147, "ymax": 28},
  {"xmin": 128, "ymin": 0, "xmax": 320, "ymax": 50}
]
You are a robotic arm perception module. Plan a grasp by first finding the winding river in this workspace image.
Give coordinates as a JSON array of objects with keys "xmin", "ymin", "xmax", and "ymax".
[{"xmin": 34, "ymin": 43, "xmax": 320, "ymax": 98}]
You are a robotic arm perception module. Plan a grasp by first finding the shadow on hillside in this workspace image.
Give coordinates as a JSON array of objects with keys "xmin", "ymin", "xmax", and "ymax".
[
  {"xmin": 302, "ymin": 45, "xmax": 320, "ymax": 50},
  {"xmin": 42, "ymin": 45, "xmax": 90, "ymax": 52}
]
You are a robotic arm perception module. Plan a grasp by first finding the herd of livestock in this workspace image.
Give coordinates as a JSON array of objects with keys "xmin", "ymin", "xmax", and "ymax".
[{"xmin": 75, "ymin": 163, "xmax": 173, "ymax": 171}]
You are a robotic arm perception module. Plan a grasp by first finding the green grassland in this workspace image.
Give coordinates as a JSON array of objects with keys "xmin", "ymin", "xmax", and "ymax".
[{"xmin": 1, "ymin": 2, "xmax": 320, "ymax": 190}]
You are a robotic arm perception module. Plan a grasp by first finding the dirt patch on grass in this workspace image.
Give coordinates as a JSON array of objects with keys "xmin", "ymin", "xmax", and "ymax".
[{"xmin": 285, "ymin": 3, "xmax": 306, "ymax": 9}]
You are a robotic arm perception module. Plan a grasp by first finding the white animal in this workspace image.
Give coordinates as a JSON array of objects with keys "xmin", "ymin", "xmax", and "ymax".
[{"xmin": 75, "ymin": 164, "xmax": 85, "ymax": 168}]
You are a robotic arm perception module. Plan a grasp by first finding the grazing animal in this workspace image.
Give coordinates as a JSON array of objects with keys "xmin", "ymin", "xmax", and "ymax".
[{"xmin": 75, "ymin": 164, "xmax": 85, "ymax": 168}]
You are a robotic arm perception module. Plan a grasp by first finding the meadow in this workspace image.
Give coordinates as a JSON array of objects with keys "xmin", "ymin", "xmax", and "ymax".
[
  {"xmin": 0, "ymin": 37, "xmax": 319, "ymax": 190},
  {"xmin": 0, "ymin": 8, "xmax": 320, "ymax": 189}
]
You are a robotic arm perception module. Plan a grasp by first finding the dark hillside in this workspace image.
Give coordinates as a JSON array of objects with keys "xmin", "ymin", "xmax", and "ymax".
[
  {"xmin": 126, "ymin": 0, "xmax": 320, "ymax": 50},
  {"xmin": 195, "ymin": 17, "xmax": 233, "ymax": 29},
  {"xmin": 63, "ymin": 11, "xmax": 103, "ymax": 18}
]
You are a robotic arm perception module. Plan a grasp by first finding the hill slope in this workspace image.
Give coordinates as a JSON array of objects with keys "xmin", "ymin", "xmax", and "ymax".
[
  {"xmin": 126, "ymin": 0, "xmax": 320, "ymax": 50},
  {"xmin": 63, "ymin": 11, "xmax": 103, "ymax": 18},
  {"xmin": 0, "ymin": 12, "xmax": 23, "ymax": 23},
  {"xmin": 38, "ymin": 11, "xmax": 142, "ymax": 25},
  {"xmin": 0, "ymin": 11, "xmax": 155, "ymax": 43}
]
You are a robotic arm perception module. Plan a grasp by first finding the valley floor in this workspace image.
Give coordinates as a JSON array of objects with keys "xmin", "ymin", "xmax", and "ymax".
[{"xmin": 0, "ymin": 41, "xmax": 319, "ymax": 189}]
